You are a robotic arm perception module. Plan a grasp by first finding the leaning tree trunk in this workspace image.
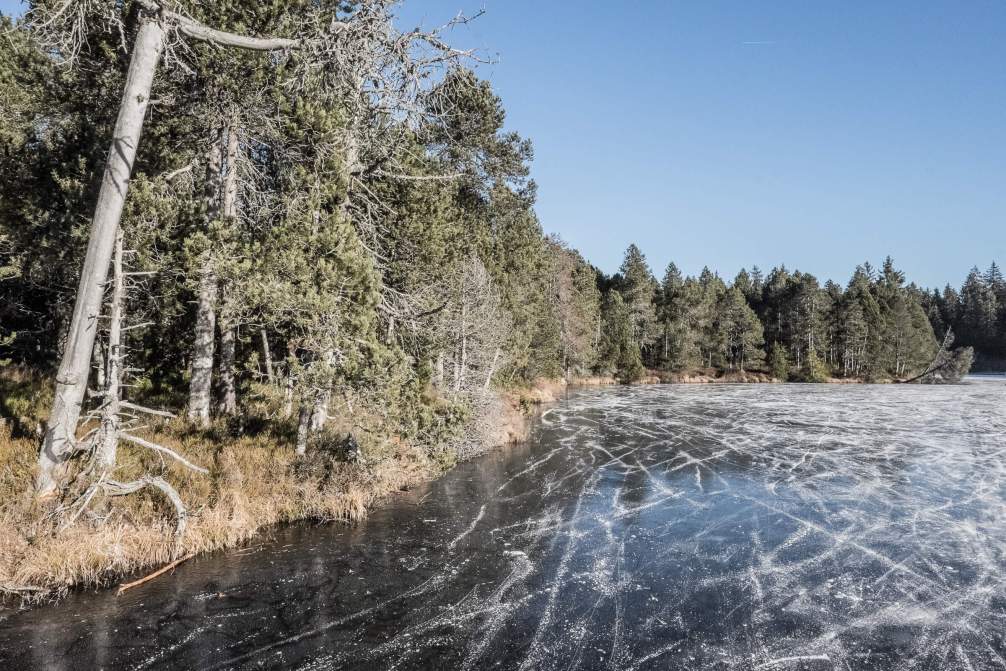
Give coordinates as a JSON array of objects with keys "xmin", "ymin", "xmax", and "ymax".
[
  {"xmin": 97, "ymin": 229, "xmax": 125, "ymax": 469},
  {"xmin": 37, "ymin": 20, "xmax": 166, "ymax": 497},
  {"xmin": 484, "ymin": 348, "xmax": 500, "ymax": 391}
]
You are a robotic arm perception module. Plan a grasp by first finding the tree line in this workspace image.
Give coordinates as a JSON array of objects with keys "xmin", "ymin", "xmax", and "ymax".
[
  {"xmin": 592, "ymin": 246, "xmax": 979, "ymax": 384},
  {"xmin": 921, "ymin": 262, "xmax": 1006, "ymax": 371},
  {"xmin": 0, "ymin": 2, "xmax": 983, "ymax": 502}
]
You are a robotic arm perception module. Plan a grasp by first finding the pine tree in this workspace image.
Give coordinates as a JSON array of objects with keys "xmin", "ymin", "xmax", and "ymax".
[
  {"xmin": 599, "ymin": 292, "xmax": 644, "ymax": 382},
  {"xmin": 769, "ymin": 341, "xmax": 790, "ymax": 381},
  {"xmin": 657, "ymin": 262, "xmax": 686, "ymax": 369},
  {"xmin": 616, "ymin": 244, "xmax": 659, "ymax": 362},
  {"xmin": 713, "ymin": 288, "xmax": 765, "ymax": 371}
]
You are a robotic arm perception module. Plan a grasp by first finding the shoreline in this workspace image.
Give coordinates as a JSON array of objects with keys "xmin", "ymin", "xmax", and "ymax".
[{"xmin": 0, "ymin": 371, "xmax": 975, "ymax": 610}]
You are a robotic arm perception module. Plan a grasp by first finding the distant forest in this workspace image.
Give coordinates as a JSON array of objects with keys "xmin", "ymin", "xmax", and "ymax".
[{"xmin": 593, "ymin": 247, "xmax": 1000, "ymax": 382}]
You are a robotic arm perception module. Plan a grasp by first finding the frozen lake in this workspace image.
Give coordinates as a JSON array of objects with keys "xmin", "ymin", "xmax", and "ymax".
[{"xmin": 3, "ymin": 382, "xmax": 1006, "ymax": 670}]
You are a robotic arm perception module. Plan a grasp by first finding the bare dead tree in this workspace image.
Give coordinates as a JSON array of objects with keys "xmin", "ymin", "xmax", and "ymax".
[
  {"xmin": 427, "ymin": 256, "xmax": 512, "ymax": 398},
  {"xmin": 56, "ymin": 222, "xmax": 204, "ymax": 549}
]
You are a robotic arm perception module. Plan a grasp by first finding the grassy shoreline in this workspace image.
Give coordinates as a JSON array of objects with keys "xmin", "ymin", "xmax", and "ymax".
[{"xmin": 0, "ymin": 367, "xmax": 555, "ymax": 608}]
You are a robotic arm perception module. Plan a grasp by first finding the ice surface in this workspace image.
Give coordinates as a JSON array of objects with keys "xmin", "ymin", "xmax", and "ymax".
[{"xmin": 2, "ymin": 382, "xmax": 1006, "ymax": 670}]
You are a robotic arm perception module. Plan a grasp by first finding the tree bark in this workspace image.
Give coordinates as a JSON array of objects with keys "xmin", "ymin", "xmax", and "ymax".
[
  {"xmin": 484, "ymin": 348, "xmax": 500, "ymax": 390},
  {"xmin": 216, "ymin": 126, "xmax": 239, "ymax": 416},
  {"xmin": 282, "ymin": 372, "xmax": 294, "ymax": 418},
  {"xmin": 295, "ymin": 403, "xmax": 312, "ymax": 456},
  {"xmin": 97, "ymin": 229, "xmax": 125, "ymax": 469},
  {"xmin": 456, "ymin": 300, "xmax": 468, "ymax": 393},
  {"xmin": 188, "ymin": 265, "xmax": 217, "ymax": 425},
  {"xmin": 187, "ymin": 129, "xmax": 224, "ymax": 425},
  {"xmin": 221, "ymin": 125, "xmax": 239, "ymax": 217},
  {"xmin": 311, "ymin": 390, "xmax": 330, "ymax": 431},
  {"xmin": 37, "ymin": 20, "xmax": 166, "ymax": 497},
  {"xmin": 218, "ymin": 313, "xmax": 237, "ymax": 415},
  {"xmin": 260, "ymin": 329, "xmax": 275, "ymax": 383},
  {"xmin": 92, "ymin": 337, "xmax": 106, "ymax": 391}
]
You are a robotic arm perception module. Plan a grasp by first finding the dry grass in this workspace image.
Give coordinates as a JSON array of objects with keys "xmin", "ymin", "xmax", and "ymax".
[{"xmin": 0, "ymin": 372, "xmax": 441, "ymax": 605}]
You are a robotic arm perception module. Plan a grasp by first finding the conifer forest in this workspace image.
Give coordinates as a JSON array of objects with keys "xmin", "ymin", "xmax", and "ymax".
[{"xmin": 0, "ymin": 3, "xmax": 1004, "ymax": 670}]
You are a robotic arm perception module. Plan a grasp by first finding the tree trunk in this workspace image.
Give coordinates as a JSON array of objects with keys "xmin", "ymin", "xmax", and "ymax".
[
  {"xmin": 484, "ymin": 348, "xmax": 500, "ymax": 390},
  {"xmin": 188, "ymin": 266, "xmax": 217, "ymax": 425},
  {"xmin": 456, "ymin": 300, "xmax": 468, "ymax": 393},
  {"xmin": 282, "ymin": 372, "xmax": 294, "ymax": 418},
  {"xmin": 97, "ymin": 229, "xmax": 125, "ymax": 469},
  {"xmin": 37, "ymin": 20, "xmax": 166, "ymax": 497},
  {"xmin": 93, "ymin": 337, "xmax": 106, "ymax": 391},
  {"xmin": 216, "ymin": 125, "xmax": 239, "ymax": 415},
  {"xmin": 218, "ymin": 312, "xmax": 237, "ymax": 415},
  {"xmin": 295, "ymin": 403, "xmax": 312, "ymax": 456},
  {"xmin": 283, "ymin": 343, "xmax": 296, "ymax": 418},
  {"xmin": 260, "ymin": 329, "xmax": 275, "ymax": 383},
  {"xmin": 309, "ymin": 348, "xmax": 335, "ymax": 431},
  {"xmin": 221, "ymin": 125, "xmax": 239, "ymax": 218},
  {"xmin": 187, "ymin": 129, "xmax": 224, "ymax": 424},
  {"xmin": 311, "ymin": 391, "xmax": 330, "ymax": 432}
]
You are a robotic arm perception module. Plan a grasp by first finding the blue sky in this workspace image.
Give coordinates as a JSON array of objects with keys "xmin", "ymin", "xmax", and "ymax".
[{"xmin": 4, "ymin": 1, "xmax": 1005, "ymax": 289}]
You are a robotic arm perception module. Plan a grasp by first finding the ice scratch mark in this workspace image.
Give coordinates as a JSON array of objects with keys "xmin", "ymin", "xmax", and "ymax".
[
  {"xmin": 134, "ymin": 626, "xmax": 210, "ymax": 670},
  {"xmin": 204, "ymin": 570, "xmax": 454, "ymax": 670},
  {"xmin": 754, "ymin": 654, "xmax": 831, "ymax": 669},
  {"xmin": 458, "ymin": 551, "xmax": 534, "ymax": 671},
  {"xmin": 448, "ymin": 503, "xmax": 487, "ymax": 551},
  {"xmin": 517, "ymin": 479, "xmax": 590, "ymax": 671}
]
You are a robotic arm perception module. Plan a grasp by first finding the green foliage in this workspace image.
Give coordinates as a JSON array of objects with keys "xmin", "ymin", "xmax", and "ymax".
[
  {"xmin": 599, "ymin": 292, "xmax": 644, "ymax": 382},
  {"xmin": 798, "ymin": 348, "xmax": 830, "ymax": 383},
  {"xmin": 923, "ymin": 263, "xmax": 1006, "ymax": 370},
  {"xmin": 714, "ymin": 288, "xmax": 764, "ymax": 371},
  {"xmin": 769, "ymin": 342, "xmax": 790, "ymax": 381}
]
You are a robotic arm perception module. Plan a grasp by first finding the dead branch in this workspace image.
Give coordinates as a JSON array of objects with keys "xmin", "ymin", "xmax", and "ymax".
[
  {"xmin": 133, "ymin": 0, "xmax": 306, "ymax": 52},
  {"xmin": 116, "ymin": 552, "xmax": 195, "ymax": 596},
  {"xmin": 119, "ymin": 433, "xmax": 209, "ymax": 474},
  {"xmin": 120, "ymin": 401, "xmax": 176, "ymax": 419},
  {"xmin": 161, "ymin": 162, "xmax": 194, "ymax": 182},
  {"xmin": 104, "ymin": 476, "xmax": 189, "ymax": 541}
]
